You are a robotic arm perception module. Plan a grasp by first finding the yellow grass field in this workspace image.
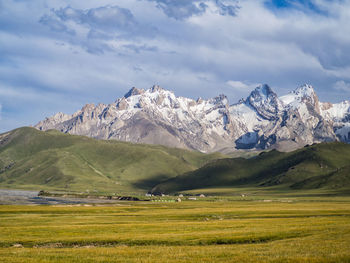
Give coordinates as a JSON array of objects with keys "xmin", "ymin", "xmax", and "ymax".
[{"xmin": 1, "ymin": 198, "xmax": 350, "ymax": 262}]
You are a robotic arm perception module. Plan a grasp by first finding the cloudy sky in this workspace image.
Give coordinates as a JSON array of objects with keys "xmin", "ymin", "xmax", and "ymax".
[{"xmin": 1, "ymin": 0, "xmax": 350, "ymax": 132}]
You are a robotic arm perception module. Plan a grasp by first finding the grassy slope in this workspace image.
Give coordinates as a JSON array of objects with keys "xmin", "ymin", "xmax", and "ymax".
[
  {"xmin": 0, "ymin": 127, "xmax": 223, "ymax": 194},
  {"xmin": 152, "ymin": 142, "xmax": 350, "ymax": 194},
  {"xmin": 0, "ymin": 199, "xmax": 350, "ymax": 262}
]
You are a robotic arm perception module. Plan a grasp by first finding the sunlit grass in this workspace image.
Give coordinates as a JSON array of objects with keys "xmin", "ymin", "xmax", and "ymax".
[{"xmin": 0, "ymin": 198, "xmax": 350, "ymax": 262}]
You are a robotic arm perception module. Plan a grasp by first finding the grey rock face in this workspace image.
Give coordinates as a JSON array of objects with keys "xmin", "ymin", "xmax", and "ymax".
[
  {"xmin": 123, "ymin": 87, "xmax": 144, "ymax": 98},
  {"xmin": 247, "ymin": 84, "xmax": 283, "ymax": 120},
  {"xmin": 35, "ymin": 84, "xmax": 349, "ymax": 153}
]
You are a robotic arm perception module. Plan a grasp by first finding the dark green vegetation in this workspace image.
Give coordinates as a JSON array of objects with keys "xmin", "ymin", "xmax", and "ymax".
[
  {"xmin": 0, "ymin": 127, "xmax": 222, "ymax": 194},
  {"xmin": 152, "ymin": 142, "xmax": 350, "ymax": 194},
  {"xmin": 2, "ymin": 127, "xmax": 350, "ymax": 196},
  {"xmin": 0, "ymin": 198, "xmax": 350, "ymax": 262}
]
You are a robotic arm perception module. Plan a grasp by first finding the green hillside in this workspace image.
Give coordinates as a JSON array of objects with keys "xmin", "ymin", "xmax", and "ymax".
[
  {"xmin": 151, "ymin": 142, "xmax": 350, "ymax": 194},
  {"xmin": 0, "ymin": 127, "xmax": 223, "ymax": 194}
]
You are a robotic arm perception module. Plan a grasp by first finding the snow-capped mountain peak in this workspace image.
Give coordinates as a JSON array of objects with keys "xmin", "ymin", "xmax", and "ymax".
[
  {"xmin": 252, "ymin": 84, "xmax": 275, "ymax": 98},
  {"xmin": 246, "ymin": 84, "xmax": 283, "ymax": 120},
  {"xmin": 123, "ymin": 87, "xmax": 144, "ymax": 98},
  {"xmin": 35, "ymin": 84, "xmax": 350, "ymax": 153},
  {"xmin": 280, "ymin": 84, "xmax": 319, "ymax": 108},
  {"xmin": 150, "ymin": 84, "xmax": 162, "ymax": 92},
  {"xmin": 294, "ymin": 84, "xmax": 315, "ymax": 96},
  {"xmin": 209, "ymin": 94, "xmax": 229, "ymax": 106}
]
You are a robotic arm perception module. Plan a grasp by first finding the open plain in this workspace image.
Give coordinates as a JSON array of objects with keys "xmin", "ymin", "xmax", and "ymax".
[{"xmin": 1, "ymin": 196, "xmax": 350, "ymax": 263}]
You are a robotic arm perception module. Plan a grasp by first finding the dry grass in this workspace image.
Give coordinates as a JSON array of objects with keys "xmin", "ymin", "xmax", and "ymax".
[{"xmin": 0, "ymin": 198, "xmax": 350, "ymax": 262}]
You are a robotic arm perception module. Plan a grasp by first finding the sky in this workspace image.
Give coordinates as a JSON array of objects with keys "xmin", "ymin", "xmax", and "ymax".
[{"xmin": 1, "ymin": 0, "xmax": 350, "ymax": 132}]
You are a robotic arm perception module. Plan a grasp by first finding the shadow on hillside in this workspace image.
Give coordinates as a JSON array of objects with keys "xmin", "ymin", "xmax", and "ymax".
[{"xmin": 130, "ymin": 174, "xmax": 171, "ymax": 191}]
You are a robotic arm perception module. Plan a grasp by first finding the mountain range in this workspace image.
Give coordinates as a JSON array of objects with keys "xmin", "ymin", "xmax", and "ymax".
[{"xmin": 35, "ymin": 84, "xmax": 350, "ymax": 153}]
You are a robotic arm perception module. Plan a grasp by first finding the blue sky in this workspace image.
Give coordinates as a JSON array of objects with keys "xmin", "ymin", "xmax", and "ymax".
[{"xmin": 1, "ymin": 0, "xmax": 350, "ymax": 132}]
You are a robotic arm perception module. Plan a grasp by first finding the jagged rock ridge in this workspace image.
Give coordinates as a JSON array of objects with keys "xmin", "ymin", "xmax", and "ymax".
[{"xmin": 35, "ymin": 84, "xmax": 350, "ymax": 153}]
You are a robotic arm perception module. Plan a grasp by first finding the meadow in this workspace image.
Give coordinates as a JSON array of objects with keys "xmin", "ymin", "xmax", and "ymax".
[
  {"xmin": 1, "ymin": 197, "xmax": 350, "ymax": 262},
  {"xmin": 0, "ymin": 127, "xmax": 222, "ymax": 194}
]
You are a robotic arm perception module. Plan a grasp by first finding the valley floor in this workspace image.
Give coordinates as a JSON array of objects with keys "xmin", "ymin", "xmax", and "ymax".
[{"xmin": 0, "ymin": 197, "xmax": 350, "ymax": 262}]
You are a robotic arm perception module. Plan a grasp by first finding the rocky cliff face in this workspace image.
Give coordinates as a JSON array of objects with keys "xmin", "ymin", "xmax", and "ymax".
[{"xmin": 35, "ymin": 84, "xmax": 350, "ymax": 153}]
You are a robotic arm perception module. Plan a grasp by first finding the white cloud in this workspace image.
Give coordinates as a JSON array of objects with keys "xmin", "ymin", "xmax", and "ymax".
[
  {"xmin": 0, "ymin": 103, "xmax": 2, "ymax": 121},
  {"xmin": 146, "ymin": 0, "xmax": 239, "ymax": 20},
  {"xmin": 53, "ymin": 6, "xmax": 137, "ymax": 32},
  {"xmin": 1, "ymin": 0, "xmax": 350, "ymax": 132},
  {"xmin": 333, "ymin": 80, "xmax": 350, "ymax": 92}
]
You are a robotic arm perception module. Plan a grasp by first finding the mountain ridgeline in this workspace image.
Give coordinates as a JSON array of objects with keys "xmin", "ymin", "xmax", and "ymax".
[
  {"xmin": 35, "ymin": 84, "xmax": 350, "ymax": 153},
  {"xmin": 3, "ymin": 84, "xmax": 350, "ymax": 195},
  {"xmin": 151, "ymin": 142, "xmax": 350, "ymax": 194}
]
